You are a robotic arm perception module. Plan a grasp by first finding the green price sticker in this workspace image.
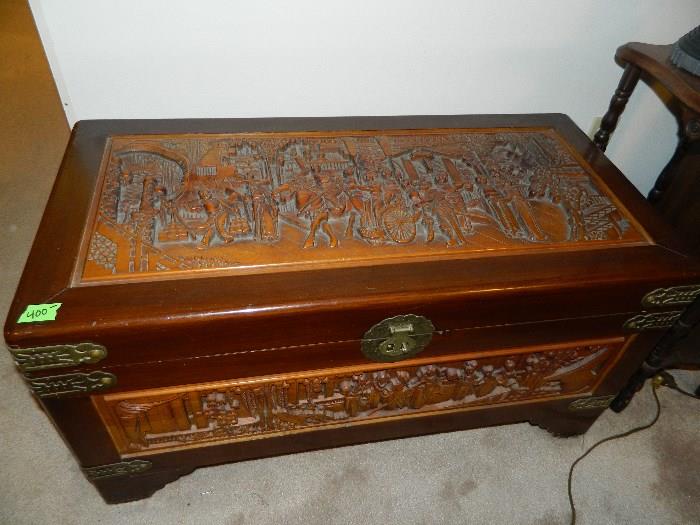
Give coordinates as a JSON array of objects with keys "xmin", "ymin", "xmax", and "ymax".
[{"xmin": 17, "ymin": 303, "xmax": 62, "ymax": 323}]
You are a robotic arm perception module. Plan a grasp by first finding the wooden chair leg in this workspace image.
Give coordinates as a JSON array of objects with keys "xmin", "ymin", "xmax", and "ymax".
[
  {"xmin": 594, "ymin": 64, "xmax": 641, "ymax": 152},
  {"xmin": 611, "ymin": 297, "xmax": 700, "ymax": 412}
]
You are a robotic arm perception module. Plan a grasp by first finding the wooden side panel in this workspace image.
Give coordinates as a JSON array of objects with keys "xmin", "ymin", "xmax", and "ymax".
[{"xmin": 94, "ymin": 337, "xmax": 625, "ymax": 455}]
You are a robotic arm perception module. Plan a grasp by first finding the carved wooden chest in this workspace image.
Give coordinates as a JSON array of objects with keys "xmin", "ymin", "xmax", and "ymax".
[{"xmin": 5, "ymin": 115, "xmax": 700, "ymax": 503}]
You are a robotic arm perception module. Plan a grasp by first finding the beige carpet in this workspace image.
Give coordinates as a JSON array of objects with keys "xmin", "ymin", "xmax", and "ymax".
[{"xmin": 1, "ymin": 1, "xmax": 699, "ymax": 523}]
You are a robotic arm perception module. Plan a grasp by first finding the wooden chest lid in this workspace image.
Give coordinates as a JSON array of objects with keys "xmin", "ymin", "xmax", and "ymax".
[{"xmin": 4, "ymin": 115, "xmax": 698, "ymax": 365}]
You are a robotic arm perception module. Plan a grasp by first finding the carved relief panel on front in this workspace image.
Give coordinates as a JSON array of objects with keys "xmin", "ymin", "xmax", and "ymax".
[
  {"xmin": 80, "ymin": 129, "xmax": 645, "ymax": 282},
  {"xmin": 95, "ymin": 341, "xmax": 622, "ymax": 454}
]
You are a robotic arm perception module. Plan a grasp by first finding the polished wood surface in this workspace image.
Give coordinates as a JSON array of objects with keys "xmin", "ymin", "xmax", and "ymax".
[
  {"xmin": 593, "ymin": 41, "xmax": 700, "ymax": 409},
  {"xmin": 599, "ymin": 42, "xmax": 700, "ymax": 254},
  {"xmin": 48, "ymin": 329, "xmax": 658, "ymax": 504},
  {"xmin": 593, "ymin": 64, "xmax": 641, "ymax": 152},
  {"xmin": 4, "ymin": 115, "xmax": 694, "ymax": 367},
  {"xmin": 4, "ymin": 114, "xmax": 700, "ymax": 503},
  {"xmin": 615, "ymin": 43, "xmax": 700, "ymax": 113},
  {"xmin": 94, "ymin": 337, "xmax": 624, "ymax": 455}
]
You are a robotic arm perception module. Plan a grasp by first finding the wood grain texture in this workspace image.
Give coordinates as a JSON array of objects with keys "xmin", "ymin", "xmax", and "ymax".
[
  {"xmin": 84, "ymin": 330, "xmax": 654, "ymax": 504},
  {"xmin": 94, "ymin": 338, "xmax": 623, "ymax": 455},
  {"xmin": 616, "ymin": 43, "xmax": 700, "ymax": 114},
  {"xmin": 593, "ymin": 64, "xmax": 641, "ymax": 152},
  {"xmin": 42, "ymin": 329, "xmax": 656, "ymax": 504},
  {"xmin": 79, "ymin": 128, "xmax": 644, "ymax": 283},
  {"xmin": 5, "ymin": 115, "xmax": 697, "ymax": 371},
  {"xmin": 4, "ymin": 115, "xmax": 700, "ymax": 504},
  {"xmin": 612, "ymin": 42, "xmax": 700, "ymax": 255}
]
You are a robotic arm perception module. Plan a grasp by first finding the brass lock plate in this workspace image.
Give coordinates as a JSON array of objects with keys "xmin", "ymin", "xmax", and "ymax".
[{"xmin": 361, "ymin": 314, "xmax": 435, "ymax": 362}]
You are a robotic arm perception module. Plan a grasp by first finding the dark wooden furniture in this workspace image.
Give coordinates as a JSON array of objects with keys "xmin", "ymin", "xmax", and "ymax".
[
  {"xmin": 594, "ymin": 43, "xmax": 700, "ymax": 409},
  {"xmin": 5, "ymin": 115, "xmax": 700, "ymax": 503},
  {"xmin": 594, "ymin": 42, "xmax": 700, "ymax": 254}
]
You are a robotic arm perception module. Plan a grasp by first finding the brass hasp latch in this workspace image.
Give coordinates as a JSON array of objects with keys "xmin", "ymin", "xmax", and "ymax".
[{"xmin": 361, "ymin": 314, "xmax": 435, "ymax": 362}]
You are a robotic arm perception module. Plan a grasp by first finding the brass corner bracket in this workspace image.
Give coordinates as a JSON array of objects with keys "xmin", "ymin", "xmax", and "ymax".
[
  {"xmin": 623, "ymin": 311, "xmax": 682, "ymax": 332},
  {"xmin": 568, "ymin": 395, "xmax": 615, "ymax": 411},
  {"xmin": 83, "ymin": 460, "xmax": 152, "ymax": 480},
  {"xmin": 9, "ymin": 343, "xmax": 107, "ymax": 373},
  {"xmin": 27, "ymin": 371, "xmax": 116, "ymax": 399},
  {"xmin": 642, "ymin": 285, "xmax": 700, "ymax": 308}
]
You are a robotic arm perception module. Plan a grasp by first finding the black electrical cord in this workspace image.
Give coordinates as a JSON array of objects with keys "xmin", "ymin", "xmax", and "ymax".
[
  {"xmin": 567, "ymin": 372, "xmax": 699, "ymax": 525},
  {"xmin": 657, "ymin": 370, "xmax": 700, "ymax": 400}
]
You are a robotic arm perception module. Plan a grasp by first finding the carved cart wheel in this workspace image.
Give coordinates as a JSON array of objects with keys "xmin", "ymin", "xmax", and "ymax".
[{"xmin": 382, "ymin": 207, "xmax": 417, "ymax": 243}]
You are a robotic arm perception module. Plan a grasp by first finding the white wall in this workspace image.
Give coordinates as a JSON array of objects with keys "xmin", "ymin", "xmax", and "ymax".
[{"xmin": 29, "ymin": 0, "xmax": 700, "ymax": 194}]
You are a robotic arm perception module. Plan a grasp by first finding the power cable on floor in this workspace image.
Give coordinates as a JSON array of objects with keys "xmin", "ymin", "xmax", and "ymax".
[
  {"xmin": 656, "ymin": 371, "xmax": 700, "ymax": 400},
  {"xmin": 567, "ymin": 372, "xmax": 699, "ymax": 525}
]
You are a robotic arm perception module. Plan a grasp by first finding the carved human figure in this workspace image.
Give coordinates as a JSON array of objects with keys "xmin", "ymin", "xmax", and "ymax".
[
  {"xmin": 434, "ymin": 171, "xmax": 475, "ymax": 242},
  {"xmin": 273, "ymin": 169, "xmax": 341, "ymax": 248},
  {"xmin": 315, "ymin": 170, "xmax": 348, "ymax": 242},
  {"xmin": 204, "ymin": 187, "xmax": 250, "ymax": 244},
  {"xmin": 485, "ymin": 160, "xmax": 542, "ymax": 241},
  {"xmin": 474, "ymin": 364, "xmax": 499, "ymax": 397},
  {"xmin": 196, "ymin": 190, "xmax": 222, "ymax": 248},
  {"xmin": 499, "ymin": 358, "xmax": 523, "ymax": 391},
  {"xmin": 372, "ymin": 370, "xmax": 405, "ymax": 411},
  {"xmin": 407, "ymin": 180, "xmax": 436, "ymax": 243},
  {"xmin": 345, "ymin": 169, "xmax": 386, "ymax": 242},
  {"xmin": 459, "ymin": 360, "xmax": 479, "ymax": 397},
  {"xmin": 432, "ymin": 366, "xmax": 462, "ymax": 402},
  {"xmin": 447, "ymin": 367, "xmax": 470, "ymax": 400},
  {"xmin": 413, "ymin": 179, "xmax": 468, "ymax": 246},
  {"xmin": 522, "ymin": 353, "xmax": 554, "ymax": 390},
  {"xmin": 154, "ymin": 186, "xmax": 176, "ymax": 226},
  {"xmin": 459, "ymin": 171, "xmax": 501, "ymax": 231},
  {"xmin": 338, "ymin": 378, "xmax": 360, "ymax": 417},
  {"xmin": 115, "ymin": 165, "xmax": 140, "ymax": 225},
  {"xmin": 250, "ymin": 180, "xmax": 279, "ymax": 242},
  {"xmin": 409, "ymin": 364, "xmax": 445, "ymax": 408},
  {"xmin": 106, "ymin": 343, "xmax": 614, "ymax": 451},
  {"xmin": 89, "ymin": 132, "xmax": 638, "ymax": 281},
  {"xmin": 467, "ymin": 147, "xmax": 543, "ymax": 242}
]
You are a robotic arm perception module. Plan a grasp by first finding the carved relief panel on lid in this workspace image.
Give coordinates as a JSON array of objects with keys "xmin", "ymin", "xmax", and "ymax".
[{"xmin": 79, "ymin": 129, "xmax": 646, "ymax": 283}]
